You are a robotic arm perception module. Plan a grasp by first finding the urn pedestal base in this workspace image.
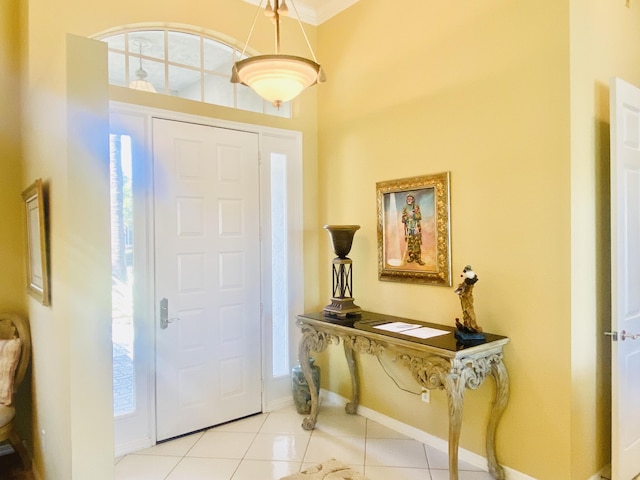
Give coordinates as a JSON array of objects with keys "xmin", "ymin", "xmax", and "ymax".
[{"xmin": 323, "ymin": 297, "xmax": 361, "ymax": 318}]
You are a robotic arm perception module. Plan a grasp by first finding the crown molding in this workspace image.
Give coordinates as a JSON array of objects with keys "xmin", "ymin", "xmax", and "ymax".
[
  {"xmin": 313, "ymin": 0, "xmax": 359, "ymax": 25},
  {"xmin": 240, "ymin": 0, "xmax": 359, "ymax": 26}
]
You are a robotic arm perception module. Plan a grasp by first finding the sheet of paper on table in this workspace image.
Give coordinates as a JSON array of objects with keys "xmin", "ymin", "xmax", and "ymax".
[{"xmin": 373, "ymin": 322, "xmax": 449, "ymax": 339}]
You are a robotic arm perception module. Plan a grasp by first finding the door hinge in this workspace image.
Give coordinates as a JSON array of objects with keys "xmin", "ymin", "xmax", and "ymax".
[{"xmin": 604, "ymin": 331, "xmax": 618, "ymax": 341}]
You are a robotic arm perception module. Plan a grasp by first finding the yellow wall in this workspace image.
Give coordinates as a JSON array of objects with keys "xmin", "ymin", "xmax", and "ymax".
[
  {"xmin": 0, "ymin": 0, "xmax": 26, "ymax": 312},
  {"xmin": 0, "ymin": 0, "xmax": 30, "ymax": 455},
  {"xmin": 317, "ymin": 1, "xmax": 574, "ymax": 479},
  {"xmin": 19, "ymin": 33, "xmax": 113, "ymax": 479},
  {"xmin": 312, "ymin": 0, "xmax": 640, "ymax": 479},
  {"xmin": 569, "ymin": 1, "xmax": 640, "ymax": 479},
  {"xmin": 12, "ymin": 0, "xmax": 640, "ymax": 477},
  {"xmin": 20, "ymin": 1, "xmax": 319, "ymax": 479}
]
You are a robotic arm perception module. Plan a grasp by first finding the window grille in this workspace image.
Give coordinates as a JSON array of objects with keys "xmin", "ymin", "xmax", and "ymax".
[{"xmin": 99, "ymin": 29, "xmax": 291, "ymax": 118}]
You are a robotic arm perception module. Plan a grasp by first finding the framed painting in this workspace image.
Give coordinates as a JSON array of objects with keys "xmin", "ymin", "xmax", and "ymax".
[
  {"xmin": 376, "ymin": 172, "xmax": 451, "ymax": 286},
  {"xmin": 22, "ymin": 178, "xmax": 50, "ymax": 305}
]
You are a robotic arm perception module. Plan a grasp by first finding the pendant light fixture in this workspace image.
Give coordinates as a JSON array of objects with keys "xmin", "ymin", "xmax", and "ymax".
[
  {"xmin": 231, "ymin": 0, "xmax": 326, "ymax": 108},
  {"xmin": 129, "ymin": 41, "xmax": 157, "ymax": 93}
]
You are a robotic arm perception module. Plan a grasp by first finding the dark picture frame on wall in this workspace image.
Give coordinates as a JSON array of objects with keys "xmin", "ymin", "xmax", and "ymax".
[
  {"xmin": 22, "ymin": 178, "xmax": 50, "ymax": 306},
  {"xmin": 376, "ymin": 172, "xmax": 452, "ymax": 286}
]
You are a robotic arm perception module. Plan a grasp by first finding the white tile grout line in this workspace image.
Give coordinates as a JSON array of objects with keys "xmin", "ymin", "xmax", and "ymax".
[{"xmin": 319, "ymin": 389, "xmax": 540, "ymax": 480}]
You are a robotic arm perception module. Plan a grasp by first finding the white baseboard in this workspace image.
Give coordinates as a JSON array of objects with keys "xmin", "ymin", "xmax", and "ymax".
[
  {"xmin": 590, "ymin": 464, "xmax": 611, "ymax": 480},
  {"xmin": 319, "ymin": 389, "xmax": 538, "ymax": 480},
  {"xmin": 114, "ymin": 436, "xmax": 154, "ymax": 457},
  {"xmin": 265, "ymin": 395, "xmax": 295, "ymax": 412}
]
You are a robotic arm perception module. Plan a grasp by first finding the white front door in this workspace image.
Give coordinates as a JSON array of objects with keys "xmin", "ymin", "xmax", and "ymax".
[
  {"xmin": 153, "ymin": 118, "xmax": 262, "ymax": 441},
  {"xmin": 610, "ymin": 77, "xmax": 640, "ymax": 480}
]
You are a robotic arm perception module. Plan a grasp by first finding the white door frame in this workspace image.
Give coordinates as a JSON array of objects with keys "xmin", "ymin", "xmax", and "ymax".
[
  {"xmin": 110, "ymin": 109, "xmax": 156, "ymax": 456},
  {"xmin": 110, "ymin": 101, "xmax": 304, "ymax": 453}
]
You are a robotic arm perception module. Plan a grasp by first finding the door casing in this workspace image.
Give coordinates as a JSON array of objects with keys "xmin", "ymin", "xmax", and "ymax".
[{"xmin": 110, "ymin": 102, "xmax": 304, "ymax": 455}]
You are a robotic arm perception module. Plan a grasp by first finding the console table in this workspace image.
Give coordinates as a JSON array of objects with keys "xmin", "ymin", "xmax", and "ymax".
[{"xmin": 296, "ymin": 311, "xmax": 509, "ymax": 480}]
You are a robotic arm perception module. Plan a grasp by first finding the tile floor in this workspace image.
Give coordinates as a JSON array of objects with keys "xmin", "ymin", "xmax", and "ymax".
[{"xmin": 115, "ymin": 401, "xmax": 494, "ymax": 480}]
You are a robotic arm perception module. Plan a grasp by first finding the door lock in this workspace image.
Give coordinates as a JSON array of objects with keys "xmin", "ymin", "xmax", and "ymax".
[
  {"xmin": 604, "ymin": 330, "xmax": 640, "ymax": 341},
  {"xmin": 160, "ymin": 297, "xmax": 179, "ymax": 329}
]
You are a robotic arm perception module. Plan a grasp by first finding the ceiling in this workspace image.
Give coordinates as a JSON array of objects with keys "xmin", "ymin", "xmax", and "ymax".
[{"xmin": 241, "ymin": 0, "xmax": 360, "ymax": 26}]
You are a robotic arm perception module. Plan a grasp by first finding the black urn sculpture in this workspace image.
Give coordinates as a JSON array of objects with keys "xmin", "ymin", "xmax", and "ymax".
[{"xmin": 323, "ymin": 225, "xmax": 361, "ymax": 318}]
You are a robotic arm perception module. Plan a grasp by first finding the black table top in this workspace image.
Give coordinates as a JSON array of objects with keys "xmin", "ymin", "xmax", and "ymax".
[{"xmin": 297, "ymin": 310, "xmax": 508, "ymax": 353}]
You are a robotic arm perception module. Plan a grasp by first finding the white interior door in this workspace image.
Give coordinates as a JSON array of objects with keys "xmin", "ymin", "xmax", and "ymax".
[
  {"xmin": 610, "ymin": 77, "xmax": 640, "ymax": 480},
  {"xmin": 153, "ymin": 118, "xmax": 262, "ymax": 441}
]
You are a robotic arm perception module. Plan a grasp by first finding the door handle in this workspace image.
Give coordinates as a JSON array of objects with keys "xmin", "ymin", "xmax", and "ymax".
[
  {"xmin": 160, "ymin": 297, "xmax": 179, "ymax": 329},
  {"xmin": 604, "ymin": 330, "xmax": 640, "ymax": 341}
]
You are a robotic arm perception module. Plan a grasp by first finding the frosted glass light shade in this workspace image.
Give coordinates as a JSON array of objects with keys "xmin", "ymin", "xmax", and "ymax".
[
  {"xmin": 232, "ymin": 54, "xmax": 321, "ymax": 107},
  {"xmin": 129, "ymin": 67, "xmax": 157, "ymax": 93},
  {"xmin": 129, "ymin": 79, "xmax": 157, "ymax": 92}
]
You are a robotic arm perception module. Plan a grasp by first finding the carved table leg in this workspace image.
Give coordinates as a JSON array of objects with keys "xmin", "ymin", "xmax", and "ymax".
[
  {"xmin": 299, "ymin": 330, "xmax": 320, "ymax": 430},
  {"xmin": 486, "ymin": 358, "xmax": 509, "ymax": 480},
  {"xmin": 343, "ymin": 341, "xmax": 359, "ymax": 414},
  {"xmin": 298, "ymin": 324, "xmax": 333, "ymax": 431},
  {"xmin": 444, "ymin": 374, "xmax": 466, "ymax": 480}
]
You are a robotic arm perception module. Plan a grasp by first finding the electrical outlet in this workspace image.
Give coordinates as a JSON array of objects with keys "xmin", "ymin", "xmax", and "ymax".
[{"xmin": 421, "ymin": 388, "xmax": 430, "ymax": 403}]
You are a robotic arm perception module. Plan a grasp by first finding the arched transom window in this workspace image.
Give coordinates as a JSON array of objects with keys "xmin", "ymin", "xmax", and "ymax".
[{"xmin": 98, "ymin": 28, "xmax": 290, "ymax": 118}]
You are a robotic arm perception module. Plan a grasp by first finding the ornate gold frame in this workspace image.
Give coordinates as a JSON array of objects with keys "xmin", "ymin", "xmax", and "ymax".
[
  {"xmin": 22, "ymin": 179, "xmax": 50, "ymax": 305},
  {"xmin": 376, "ymin": 172, "xmax": 451, "ymax": 286}
]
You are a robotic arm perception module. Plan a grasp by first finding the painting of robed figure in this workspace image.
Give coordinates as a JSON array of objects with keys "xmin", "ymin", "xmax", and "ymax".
[{"xmin": 376, "ymin": 172, "xmax": 451, "ymax": 286}]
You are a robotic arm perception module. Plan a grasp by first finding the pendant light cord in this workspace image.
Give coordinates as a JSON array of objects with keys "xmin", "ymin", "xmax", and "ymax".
[
  {"xmin": 289, "ymin": 0, "xmax": 319, "ymax": 63},
  {"xmin": 239, "ymin": 0, "xmax": 319, "ymax": 64},
  {"xmin": 239, "ymin": 0, "xmax": 266, "ymax": 59}
]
